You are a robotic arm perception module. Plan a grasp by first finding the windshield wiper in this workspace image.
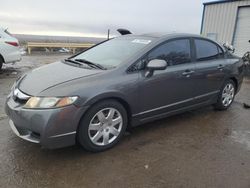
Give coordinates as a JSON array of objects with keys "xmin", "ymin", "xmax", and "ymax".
[
  {"xmin": 64, "ymin": 59, "xmax": 82, "ymax": 66},
  {"xmin": 74, "ymin": 59, "xmax": 107, "ymax": 70}
]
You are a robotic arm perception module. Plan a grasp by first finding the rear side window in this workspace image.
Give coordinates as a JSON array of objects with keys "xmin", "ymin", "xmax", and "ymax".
[
  {"xmin": 148, "ymin": 39, "xmax": 191, "ymax": 66},
  {"xmin": 195, "ymin": 39, "xmax": 223, "ymax": 61}
]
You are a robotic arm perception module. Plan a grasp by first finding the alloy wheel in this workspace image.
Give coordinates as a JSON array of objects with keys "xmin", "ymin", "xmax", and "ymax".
[
  {"xmin": 222, "ymin": 83, "xmax": 235, "ymax": 107},
  {"xmin": 88, "ymin": 108, "xmax": 123, "ymax": 146}
]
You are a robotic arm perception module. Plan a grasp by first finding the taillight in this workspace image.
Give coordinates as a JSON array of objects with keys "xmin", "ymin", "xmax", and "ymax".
[{"xmin": 5, "ymin": 41, "xmax": 19, "ymax": 47}]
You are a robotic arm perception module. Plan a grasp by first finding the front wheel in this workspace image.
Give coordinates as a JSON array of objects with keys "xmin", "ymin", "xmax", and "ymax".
[
  {"xmin": 77, "ymin": 100, "xmax": 127, "ymax": 152},
  {"xmin": 214, "ymin": 80, "xmax": 236, "ymax": 110}
]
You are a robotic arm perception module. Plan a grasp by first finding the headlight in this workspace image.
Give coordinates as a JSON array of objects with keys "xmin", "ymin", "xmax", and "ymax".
[{"xmin": 24, "ymin": 96, "xmax": 78, "ymax": 109}]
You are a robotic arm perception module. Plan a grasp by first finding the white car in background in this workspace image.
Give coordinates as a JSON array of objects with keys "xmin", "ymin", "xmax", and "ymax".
[
  {"xmin": 58, "ymin": 48, "xmax": 70, "ymax": 53},
  {"xmin": 0, "ymin": 28, "xmax": 21, "ymax": 70}
]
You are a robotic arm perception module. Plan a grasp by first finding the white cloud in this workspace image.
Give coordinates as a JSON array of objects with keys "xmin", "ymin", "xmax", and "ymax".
[{"xmin": 0, "ymin": 0, "xmax": 212, "ymax": 37}]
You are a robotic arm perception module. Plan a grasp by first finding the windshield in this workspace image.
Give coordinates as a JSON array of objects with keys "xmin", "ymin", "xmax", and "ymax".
[{"xmin": 72, "ymin": 37, "xmax": 152, "ymax": 68}]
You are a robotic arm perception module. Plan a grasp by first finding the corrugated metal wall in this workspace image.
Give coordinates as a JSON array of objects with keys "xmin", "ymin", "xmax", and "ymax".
[
  {"xmin": 233, "ymin": 6, "xmax": 250, "ymax": 56},
  {"xmin": 201, "ymin": 0, "xmax": 250, "ymax": 44}
]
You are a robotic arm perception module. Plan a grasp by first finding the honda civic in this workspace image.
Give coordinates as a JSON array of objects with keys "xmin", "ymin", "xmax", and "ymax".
[{"xmin": 5, "ymin": 33, "xmax": 244, "ymax": 152}]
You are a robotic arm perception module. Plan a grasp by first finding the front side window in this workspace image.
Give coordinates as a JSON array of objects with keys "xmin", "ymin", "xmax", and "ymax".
[
  {"xmin": 147, "ymin": 39, "xmax": 191, "ymax": 66},
  {"xmin": 195, "ymin": 39, "xmax": 223, "ymax": 61}
]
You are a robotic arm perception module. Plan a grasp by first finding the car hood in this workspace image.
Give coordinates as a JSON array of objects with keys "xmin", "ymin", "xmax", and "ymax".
[{"xmin": 18, "ymin": 61, "xmax": 103, "ymax": 95}]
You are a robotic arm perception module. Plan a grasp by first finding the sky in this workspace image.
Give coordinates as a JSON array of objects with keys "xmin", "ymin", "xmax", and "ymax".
[{"xmin": 0, "ymin": 0, "xmax": 213, "ymax": 38}]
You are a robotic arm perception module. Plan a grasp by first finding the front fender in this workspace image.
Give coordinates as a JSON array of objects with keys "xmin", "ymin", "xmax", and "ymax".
[{"xmin": 78, "ymin": 91, "xmax": 128, "ymax": 107}]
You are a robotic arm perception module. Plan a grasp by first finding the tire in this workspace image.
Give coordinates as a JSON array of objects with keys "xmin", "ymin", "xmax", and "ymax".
[
  {"xmin": 77, "ymin": 100, "xmax": 128, "ymax": 152},
  {"xmin": 214, "ymin": 79, "xmax": 236, "ymax": 110}
]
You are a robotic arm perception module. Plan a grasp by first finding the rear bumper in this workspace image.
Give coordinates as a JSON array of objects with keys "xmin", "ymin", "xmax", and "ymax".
[
  {"xmin": 5, "ymin": 96, "xmax": 88, "ymax": 149},
  {"xmin": 2, "ymin": 47, "xmax": 21, "ymax": 64}
]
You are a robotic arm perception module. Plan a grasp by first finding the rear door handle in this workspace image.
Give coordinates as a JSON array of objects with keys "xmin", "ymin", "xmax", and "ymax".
[
  {"xmin": 182, "ymin": 70, "xmax": 194, "ymax": 76},
  {"xmin": 217, "ymin": 64, "xmax": 225, "ymax": 70}
]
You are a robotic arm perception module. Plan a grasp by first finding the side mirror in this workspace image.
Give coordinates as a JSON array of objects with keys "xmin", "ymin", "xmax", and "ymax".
[{"xmin": 145, "ymin": 59, "xmax": 167, "ymax": 77}]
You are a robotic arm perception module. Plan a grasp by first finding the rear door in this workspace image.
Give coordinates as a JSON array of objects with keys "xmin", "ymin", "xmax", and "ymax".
[
  {"xmin": 137, "ymin": 38, "xmax": 197, "ymax": 119},
  {"xmin": 192, "ymin": 38, "xmax": 227, "ymax": 102}
]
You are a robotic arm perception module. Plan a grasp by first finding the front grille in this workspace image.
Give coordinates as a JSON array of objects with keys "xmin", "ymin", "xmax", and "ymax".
[
  {"xmin": 12, "ymin": 88, "xmax": 30, "ymax": 104},
  {"xmin": 13, "ymin": 96, "xmax": 28, "ymax": 104}
]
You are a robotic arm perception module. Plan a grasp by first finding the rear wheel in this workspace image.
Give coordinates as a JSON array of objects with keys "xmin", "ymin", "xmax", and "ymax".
[
  {"xmin": 214, "ymin": 80, "xmax": 236, "ymax": 110},
  {"xmin": 77, "ymin": 100, "xmax": 127, "ymax": 152}
]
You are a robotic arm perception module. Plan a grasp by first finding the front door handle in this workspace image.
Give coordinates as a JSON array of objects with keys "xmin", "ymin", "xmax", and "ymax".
[
  {"xmin": 217, "ymin": 64, "xmax": 225, "ymax": 70},
  {"xmin": 182, "ymin": 70, "xmax": 194, "ymax": 77}
]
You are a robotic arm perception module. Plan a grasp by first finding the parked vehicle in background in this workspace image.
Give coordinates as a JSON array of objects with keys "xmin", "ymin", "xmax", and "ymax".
[
  {"xmin": 58, "ymin": 48, "xmax": 70, "ymax": 53},
  {"xmin": 5, "ymin": 33, "xmax": 244, "ymax": 152},
  {"xmin": 0, "ymin": 28, "xmax": 21, "ymax": 70}
]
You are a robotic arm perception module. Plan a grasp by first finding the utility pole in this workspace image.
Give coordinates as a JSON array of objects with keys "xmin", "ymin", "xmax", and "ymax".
[{"xmin": 107, "ymin": 29, "xmax": 110, "ymax": 40}]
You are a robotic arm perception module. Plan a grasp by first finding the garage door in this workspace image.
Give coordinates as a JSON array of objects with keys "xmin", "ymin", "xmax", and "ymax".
[{"xmin": 233, "ymin": 7, "xmax": 250, "ymax": 57}]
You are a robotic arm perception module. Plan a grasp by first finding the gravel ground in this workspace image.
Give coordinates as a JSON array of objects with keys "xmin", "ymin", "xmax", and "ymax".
[{"xmin": 0, "ymin": 54, "xmax": 250, "ymax": 188}]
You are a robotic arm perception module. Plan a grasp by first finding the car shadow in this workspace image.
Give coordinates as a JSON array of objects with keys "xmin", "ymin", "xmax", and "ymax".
[{"xmin": 4, "ymin": 103, "xmax": 243, "ymax": 176}]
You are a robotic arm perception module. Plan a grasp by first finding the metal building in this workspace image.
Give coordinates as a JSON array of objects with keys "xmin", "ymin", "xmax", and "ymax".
[{"xmin": 201, "ymin": 0, "xmax": 250, "ymax": 56}]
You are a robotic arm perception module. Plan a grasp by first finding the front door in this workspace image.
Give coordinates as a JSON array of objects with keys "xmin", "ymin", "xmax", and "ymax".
[{"xmin": 137, "ymin": 38, "xmax": 196, "ymax": 119}]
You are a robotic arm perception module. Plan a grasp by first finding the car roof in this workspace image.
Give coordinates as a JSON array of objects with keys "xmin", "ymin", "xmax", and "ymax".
[
  {"xmin": 125, "ymin": 33, "xmax": 204, "ymax": 39},
  {"xmin": 119, "ymin": 33, "xmax": 223, "ymax": 48}
]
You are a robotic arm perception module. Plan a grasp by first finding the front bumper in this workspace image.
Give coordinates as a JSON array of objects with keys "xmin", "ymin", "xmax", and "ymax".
[
  {"xmin": 9, "ymin": 119, "xmax": 40, "ymax": 143},
  {"xmin": 5, "ymin": 95, "xmax": 88, "ymax": 149}
]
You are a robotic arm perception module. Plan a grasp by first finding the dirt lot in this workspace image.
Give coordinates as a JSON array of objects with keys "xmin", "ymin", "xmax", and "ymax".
[{"xmin": 0, "ymin": 54, "xmax": 250, "ymax": 188}]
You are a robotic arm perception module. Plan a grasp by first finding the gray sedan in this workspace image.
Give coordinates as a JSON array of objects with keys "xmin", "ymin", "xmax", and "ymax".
[{"xmin": 5, "ymin": 33, "xmax": 244, "ymax": 152}]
